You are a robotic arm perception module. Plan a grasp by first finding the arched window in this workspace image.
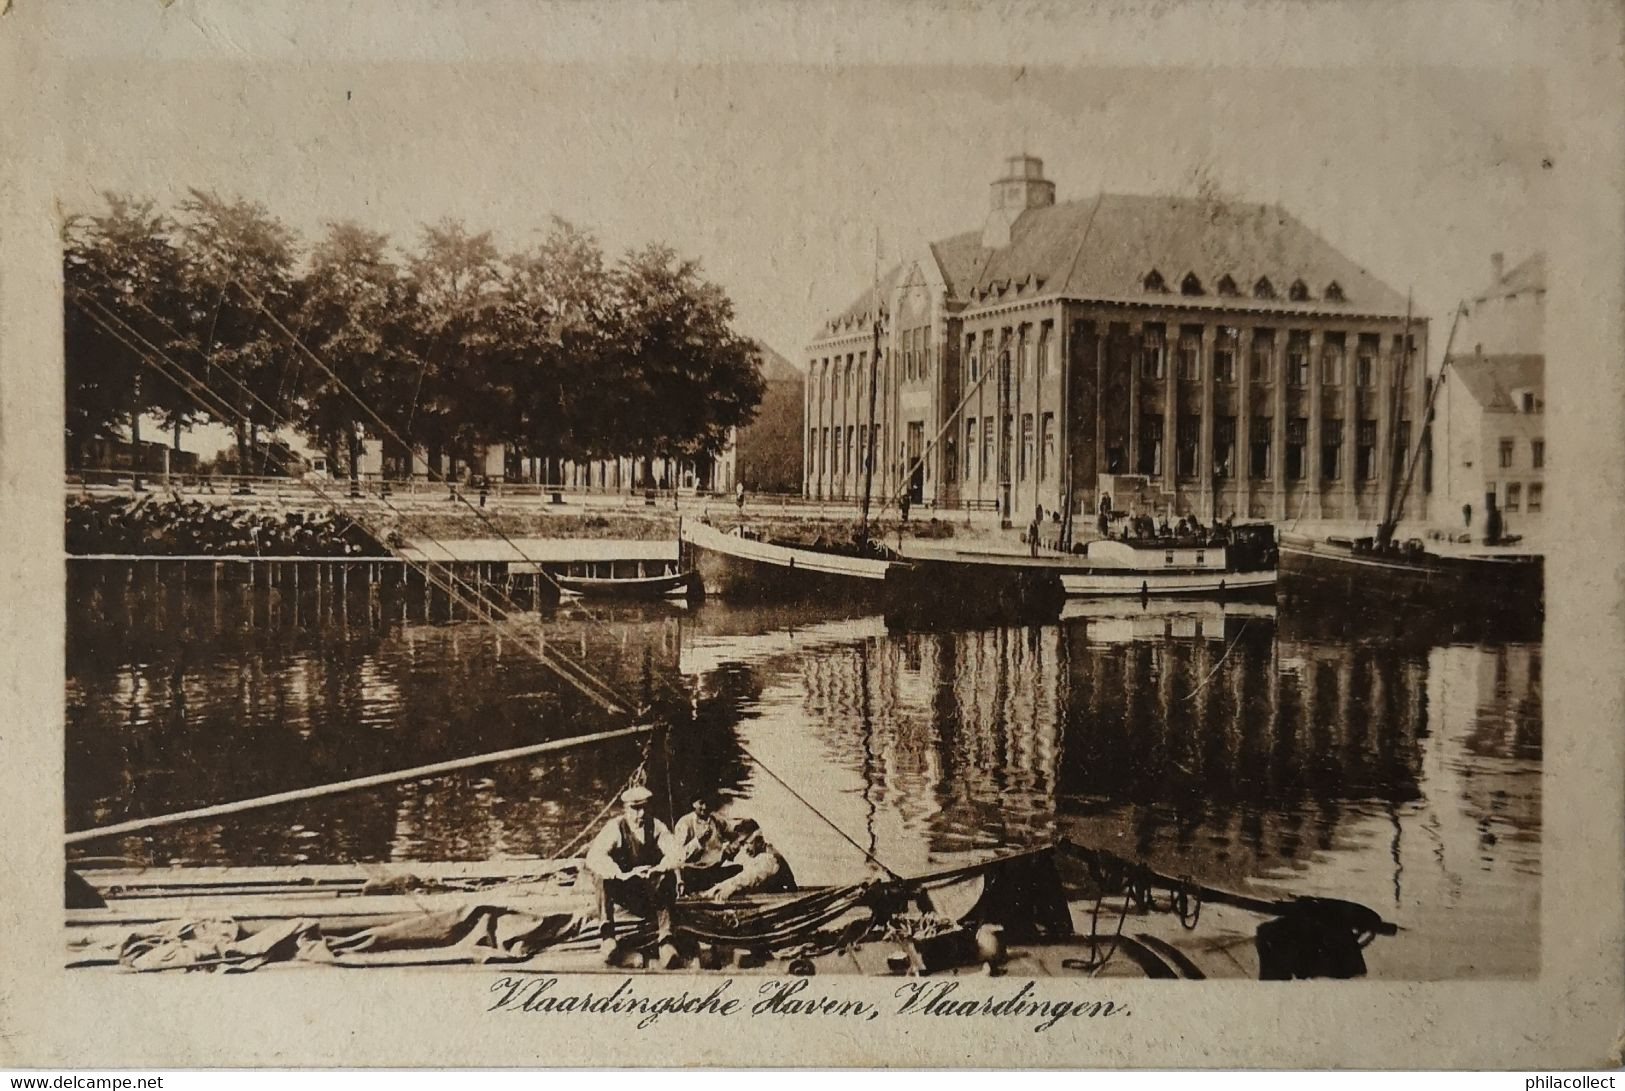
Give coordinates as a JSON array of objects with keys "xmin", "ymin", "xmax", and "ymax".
[
  {"xmin": 1180, "ymin": 272, "xmax": 1204, "ymax": 296},
  {"xmin": 1289, "ymin": 278, "xmax": 1310, "ymax": 301},
  {"xmin": 1324, "ymin": 281, "xmax": 1345, "ymax": 302},
  {"xmin": 1253, "ymin": 277, "xmax": 1275, "ymax": 299},
  {"xmin": 1216, "ymin": 274, "xmax": 1239, "ymax": 296},
  {"xmin": 1143, "ymin": 269, "xmax": 1167, "ymax": 293}
]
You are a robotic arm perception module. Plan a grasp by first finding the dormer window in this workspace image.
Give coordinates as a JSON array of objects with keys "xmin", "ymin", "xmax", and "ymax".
[
  {"xmin": 1216, "ymin": 274, "xmax": 1239, "ymax": 297},
  {"xmin": 1289, "ymin": 279, "xmax": 1311, "ymax": 301},
  {"xmin": 1253, "ymin": 277, "xmax": 1275, "ymax": 299},
  {"xmin": 1143, "ymin": 269, "xmax": 1167, "ymax": 293},
  {"xmin": 1180, "ymin": 272, "xmax": 1204, "ymax": 296},
  {"xmin": 1512, "ymin": 388, "xmax": 1543, "ymax": 413},
  {"xmin": 1324, "ymin": 281, "xmax": 1345, "ymax": 303}
]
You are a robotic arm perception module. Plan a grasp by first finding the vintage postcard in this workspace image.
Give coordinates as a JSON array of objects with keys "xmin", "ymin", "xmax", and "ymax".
[{"xmin": 1, "ymin": 0, "xmax": 1621, "ymax": 1070}]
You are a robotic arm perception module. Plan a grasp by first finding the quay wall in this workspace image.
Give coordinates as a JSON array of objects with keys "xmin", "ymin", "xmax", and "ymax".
[{"xmin": 66, "ymin": 491, "xmax": 969, "ymax": 561}]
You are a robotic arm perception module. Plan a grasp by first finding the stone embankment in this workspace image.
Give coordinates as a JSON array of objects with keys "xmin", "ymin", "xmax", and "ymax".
[{"xmin": 66, "ymin": 488, "xmax": 978, "ymax": 557}]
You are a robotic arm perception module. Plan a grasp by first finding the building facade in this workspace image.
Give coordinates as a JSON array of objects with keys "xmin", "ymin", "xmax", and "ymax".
[
  {"xmin": 805, "ymin": 155, "xmax": 1431, "ymax": 528},
  {"xmin": 1437, "ymin": 252, "xmax": 1545, "ymax": 540}
]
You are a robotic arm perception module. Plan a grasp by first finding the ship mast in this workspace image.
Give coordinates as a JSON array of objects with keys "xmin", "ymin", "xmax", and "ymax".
[
  {"xmin": 859, "ymin": 231, "xmax": 883, "ymax": 542},
  {"xmin": 1375, "ymin": 296, "xmax": 1415, "ymax": 549},
  {"xmin": 1383, "ymin": 300, "xmax": 1465, "ymax": 545}
]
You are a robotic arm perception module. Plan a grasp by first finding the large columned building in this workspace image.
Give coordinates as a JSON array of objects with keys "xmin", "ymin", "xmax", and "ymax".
[{"xmin": 804, "ymin": 155, "xmax": 1431, "ymax": 527}]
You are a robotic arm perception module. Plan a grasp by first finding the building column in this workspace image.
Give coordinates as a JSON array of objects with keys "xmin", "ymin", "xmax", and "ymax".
[
  {"xmin": 1272, "ymin": 336, "xmax": 1287, "ymax": 522},
  {"xmin": 999, "ymin": 327, "xmax": 1013, "ymax": 524},
  {"xmin": 1375, "ymin": 333, "xmax": 1395, "ymax": 523},
  {"xmin": 856, "ymin": 350, "xmax": 868, "ymax": 501},
  {"xmin": 819, "ymin": 361, "xmax": 829, "ymax": 500},
  {"xmin": 1015, "ymin": 323, "xmax": 1029, "ymax": 520},
  {"xmin": 1163, "ymin": 326, "xmax": 1178, "ymax": 511},
  {"xmin": 1127, "ymin": 323, "xmax": 1140, "ymax": 482},
  {"xmin": 823, "ymin": 359, "xmax": 833, "ymax": 500},
  {"xmin": 1024, "ymin": 321, "xmax": 1037, "ymax": 519},
  {"xmin": 851, "ymin": 352, "xmax": 864, "ymax": 500},
  {"xmin": 961, "ymin": 333, "xmax": 971, "ymax": 508},
  {"xmin": 1029, "ymin": 321, "xmax": 1043, "ymax": 518},
  {"xmin": 1198, "ymin": 324, "xmax": 1216, "ymax": 521},
  {"xmin": 1343, "ymin": 331, "xmax": 1359, "ymax": 520},
  {"xmin": 1059, "ymin": 317, "xmax": 1075, "ymax": 526},
  {"xmin": 1092, "ymin": 319, "xmax": 1107, "ymax": 512},
  {"xmin": 1307, "ymin": 328, "xmax": 1324, "ymax": 520},
  {"xmin": 1413, "ymin": 323, "xmax": 1431, "ymax": 523},
  {"xmin": 835, "ymin": 357, "xmax": 845, "ymax": 500},
  {"xmin": 1236, "ymin": 326, "xmax": 1254, "ymax": 520}
]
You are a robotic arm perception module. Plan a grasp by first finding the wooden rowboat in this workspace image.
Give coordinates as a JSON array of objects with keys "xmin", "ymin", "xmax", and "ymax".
[{"xmin": 555, "ymin": 568, "xmax": 700, "ymax": 601}]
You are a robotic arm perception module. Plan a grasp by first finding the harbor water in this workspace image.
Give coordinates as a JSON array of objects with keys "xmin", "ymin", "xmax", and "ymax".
[{"xmin": 65, "ymin": 568, "xmax": 1541, "ymax": 978}]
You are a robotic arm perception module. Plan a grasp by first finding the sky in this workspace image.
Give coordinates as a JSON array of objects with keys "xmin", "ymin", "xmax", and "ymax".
[{"xmin": 25, "ymin": 4, "xmax": 1553, "ymax": 451}]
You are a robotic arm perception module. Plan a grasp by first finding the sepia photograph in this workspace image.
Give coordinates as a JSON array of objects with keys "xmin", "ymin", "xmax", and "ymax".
[{"xmin": 2, "ymin": 0, "xmax": 1621, "ymax": 1072}]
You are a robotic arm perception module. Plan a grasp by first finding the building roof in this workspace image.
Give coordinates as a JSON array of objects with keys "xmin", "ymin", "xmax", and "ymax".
[
  {"xmin": 753, "ymin": 341, "xmax": 803, "ymax": 385},
  {"xmin": 817, "ymin": 192, "xmax": 1411, "ymax": 340},
  {"xmin": 1472, "ymin": 252, "xmax": 1545, "ymax": 303},
  {"xmin": 1450, "ymin": 354, "xmax": 1543, "ymax": 411},
  {"xmin": 824, "ymin": 264, "xmax": 907, "ymax": 333}
]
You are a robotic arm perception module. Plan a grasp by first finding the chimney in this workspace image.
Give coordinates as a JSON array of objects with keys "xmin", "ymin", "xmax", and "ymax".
[
  {"xmin": 1491, "ymin": 251, "xmax": 1505, "ymax": 284},
  {"xmin": 983, "ymin": 154, "xmax": 1056, "ymax": 249}
]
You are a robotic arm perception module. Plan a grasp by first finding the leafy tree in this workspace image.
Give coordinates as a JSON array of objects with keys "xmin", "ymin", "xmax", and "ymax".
[
  {"xmin": 174, "ymin": 190, "xmax": 300, "ymax": 474},
  {"xmin": 500, "ymin": 218, "xmax": 613, "ymax": 479},
  {"xmin": 62, "ymin": 194, "xmax": 193, "ymax": 478},
  {"xmin": 296, "ymin": 222, "xmax": 419, "ymax": 491},
  {"xmin": 62, "ymin": 194, "xmax": 770, "ymax": 493},
  {"xmin": 403, "ymin": 219, "xmax": 502, "ymax": 478},
  {"xmin": 607, "ymin": 246, "xmax": 764, "ymax": 481}
]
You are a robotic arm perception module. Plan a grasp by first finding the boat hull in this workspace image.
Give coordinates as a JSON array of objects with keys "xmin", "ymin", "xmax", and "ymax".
[
  {"xmin": 1058, "ymin": 567, "xmax": 1276, "ymax": 598},
  {"xmin": 895, "ymin": 550, "xmax": 1276, "ymax": 602},
  {"xmin": 67, "ymin": 844, "xmax": 1394, "ymax": 980},
  {"xmin": 681, "ymin": 520, "xmax": 899, "ymax": 602},
  {"xmin": 555, "ymin": 569, "xmax": 699, "ymax": 601},
  {"xmin": 1278, "ymin": 535, "xmax": 1543, "ymax": 617}
]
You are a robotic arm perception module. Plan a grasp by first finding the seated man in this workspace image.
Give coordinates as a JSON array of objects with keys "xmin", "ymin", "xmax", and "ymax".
[
  {"xmin": 583, "ymin": 786, "xmax": 680, "ymax": 967},
  {"xmin": 708, "ymin": 819, "xmax": 797, "ymax": 901},
  {"xmin": 672, "ymin": 795, "xmax": 734, "ymax": 894}
]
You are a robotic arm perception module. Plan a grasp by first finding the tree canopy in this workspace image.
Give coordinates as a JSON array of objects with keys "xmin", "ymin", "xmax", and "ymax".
[{"xmin": 63, "ymin": 193, "xmax": 765, "ymax": 482}]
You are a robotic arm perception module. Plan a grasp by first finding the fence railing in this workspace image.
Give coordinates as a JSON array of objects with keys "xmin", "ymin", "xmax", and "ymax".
[{"xmin": 66, "ymin": 470, "xmax": 1008, "ymax": 522}]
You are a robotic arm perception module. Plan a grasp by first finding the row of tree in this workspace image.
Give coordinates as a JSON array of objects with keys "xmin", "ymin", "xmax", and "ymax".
[{"xmin": 64, "ymin": 191, "xmax": 765, "ymax": 486}]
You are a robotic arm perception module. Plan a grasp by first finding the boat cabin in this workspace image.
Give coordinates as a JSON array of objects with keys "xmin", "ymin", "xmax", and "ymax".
[{"xmin": 1086, "ymin": 538, "xmax": 1228, "ymax": 570}]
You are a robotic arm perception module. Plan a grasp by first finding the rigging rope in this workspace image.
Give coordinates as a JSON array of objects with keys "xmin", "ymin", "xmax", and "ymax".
[
  {"xmin": 728, "ymin": 735, "xmax": 901, "ymax": 880},
  {"xmin": 68, "ymin": 293, "xmax": 635, "ymax": 715},
  {"xmin": 70, "ymin": 298, "xmax": 665, "ymax": 861},
  {"xmin": 228, "ymin": 281, "xmax": 584, "ymax": 601},
  {"xmin": 221, "ymin": 276, "xmax": 695, "ymax": 705},
  {"xmin": 79, "ymin": 269, "xmax": 695, "ymax": 715},
  {"xmin": 72, "ymin": 286, "xmax": 902, "ymax": 881}
]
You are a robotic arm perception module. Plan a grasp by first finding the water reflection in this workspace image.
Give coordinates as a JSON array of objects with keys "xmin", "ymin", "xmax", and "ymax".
[
  {"xmin": 66, "ymin": 567, "xmax": 689, "ymax": 866},
  {"xmin": 673, "ymin": 598, "xmax": 1540, "ymax": 977},
  {"xmin": 66, "ymin": 567, "xmax": 1540, "ymax": 977}
]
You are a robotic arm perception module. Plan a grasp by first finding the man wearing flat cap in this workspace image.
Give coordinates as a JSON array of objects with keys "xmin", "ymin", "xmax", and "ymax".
[
  {"xmin": 584, "ymin": 785, "xmax": 680, "ymax": 967},
  {"xmin": 672, "ymin": 794, "xmax": 734, "ymax": 894}
]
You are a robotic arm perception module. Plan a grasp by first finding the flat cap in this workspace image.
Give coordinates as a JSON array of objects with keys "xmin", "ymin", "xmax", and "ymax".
[{"xmin": 620, "ymin": 786, "xmax": 654, "ymax": 804}]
